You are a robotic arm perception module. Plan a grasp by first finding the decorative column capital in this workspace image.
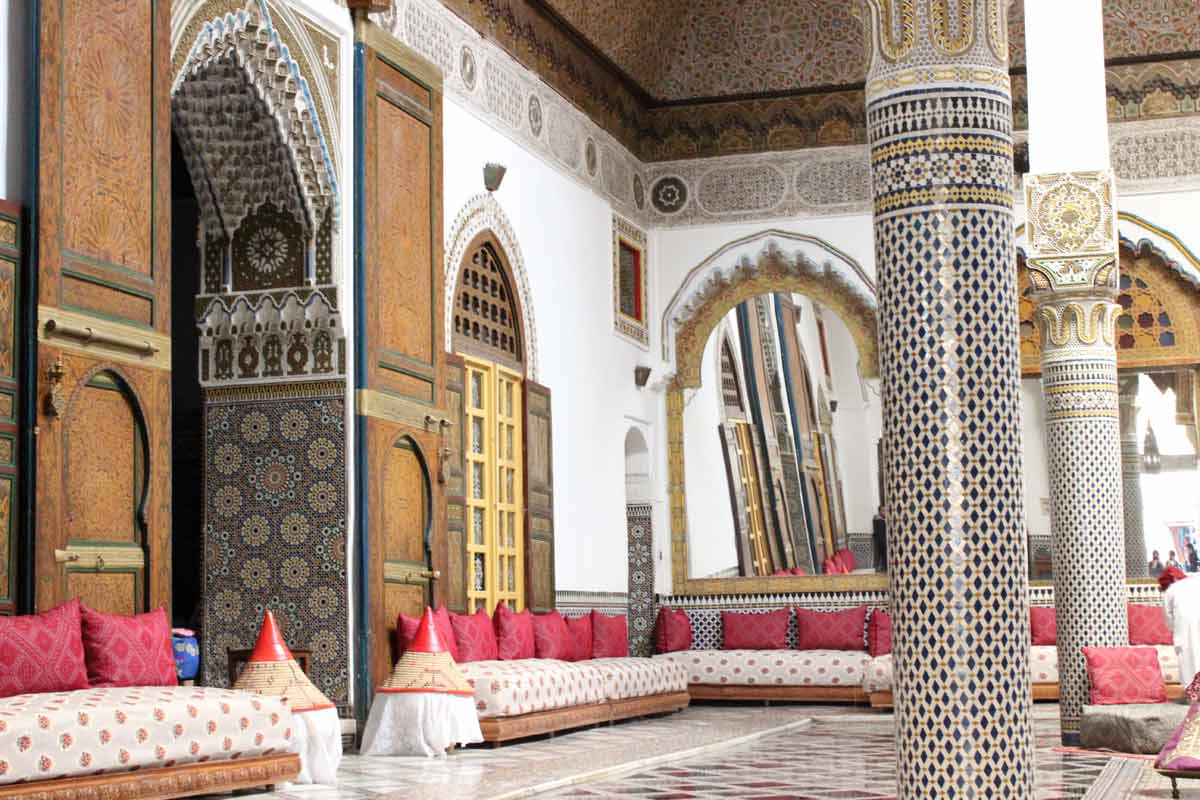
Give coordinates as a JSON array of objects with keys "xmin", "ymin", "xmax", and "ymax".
[
  {"xmin": 1025, "ymin": 170, "xmax": 1119, "ymax": 293},
  {"xmin": 1033, "ymin": 296, "xmax": 1120, "ymax": 361},
  {"xmin": 859, "ymin": 0, "xmax": 1012, "ymax": 92}
]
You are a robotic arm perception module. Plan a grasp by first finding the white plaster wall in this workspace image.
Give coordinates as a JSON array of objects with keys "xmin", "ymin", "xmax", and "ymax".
[
  {"xmin": 0, "ymin": 0, "xmax": 28, "ymax": 202},
  {"xmin": 443, "ymin": 99, "xmax": 665, "ymax": 594}
]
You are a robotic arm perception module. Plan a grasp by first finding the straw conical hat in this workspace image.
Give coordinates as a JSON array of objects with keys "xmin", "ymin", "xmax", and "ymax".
[
  {"xmin": 233, "ymin": 610, "xmax": 335, "ymax": 712},
  {"xmin": 379, "ymin": 608, "xmax": 473, "ymax": 696}
]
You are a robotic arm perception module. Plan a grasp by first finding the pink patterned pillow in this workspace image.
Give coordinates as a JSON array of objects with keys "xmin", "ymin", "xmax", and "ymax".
[
  {"xmin": 396, "ymin": 607, "xmax": 460, "ymax": 662},
  {"xmin": 654, "ymin": 608, "xmax": 692, "ymax": 654},
  {"xmin": 721, "ymin": 609, "xmax": 789, "ymax": 650},
  {"xmin": 565, "ymin": 614, "xmax": 593, "ymax": 661},
  {"xmin": 450, "ymin": 608, "xmax": 499, "ymax": 662},
  {"xmin": 591, "ymin": 611, "xmax": 628, "ymax": 658},
  {"xmin": 0, "ymin": 598, "xmax": 90, "ymax": 698},
  {"xmin": 80, "ymin": 605, "xmax": 177, "ymax": 688},
  {"xmin": 795, "ymin": 606, "xmax": 868, "ymax": 651},
  {"xmin": 533, "ymin": 611, "xmax": 571, "ymax": 659},
  {"xmin": 1128, "ymin": 604, "xmax": 1172, "ymax": 646},
  {"xmin": 867, "ymin": 610, "xmax": 892, "ymax": 656},
  {"xmin": 1030, "ymin": 606, "xmax": 1057, "ymax": 646},
  {"xmin": 1083, "ymin": 646, "xmax": 1167, "ymax": 705},
  {"xmin": 494, "ymin": 603, "xmax": 535, "ymax": 660}
]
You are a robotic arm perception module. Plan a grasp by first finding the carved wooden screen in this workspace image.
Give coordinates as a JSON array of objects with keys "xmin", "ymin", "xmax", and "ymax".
[
  {"xmin": 451, "ymin": 234, "xmax": 524, "ymax": 372},
  {"xmin": 523, "ymin": 381, "xmax": 555, "ymax": 612},
  {"xmin": 35, "ymin": 0, "xmax": 172, "ymax": 614},
  {"xmin": 360, "ymin": 32, "xmax": 447, "ymax": 689}
]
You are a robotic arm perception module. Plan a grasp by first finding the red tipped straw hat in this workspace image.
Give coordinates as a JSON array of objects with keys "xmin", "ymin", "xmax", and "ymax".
[
  {"xmin": 379, "ymin": 607, "xmax": 473, "ymax": 696},
  {"xmin": 233, "ymin": 610, "xmax": 334, "ymax": 712}
]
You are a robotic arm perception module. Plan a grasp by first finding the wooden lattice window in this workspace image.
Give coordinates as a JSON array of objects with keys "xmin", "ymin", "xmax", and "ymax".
[
  {"xmin": 1116, "ymin": 273, "xmax": 1176, "ymax": 350},
  {"xmin": 453, "ymin": 236, "xmax": 523, "ymax": 368}
]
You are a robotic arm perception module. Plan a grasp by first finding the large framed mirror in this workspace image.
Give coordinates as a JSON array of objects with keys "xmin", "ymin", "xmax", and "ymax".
[{"xmin": 666, "ymin": 240, "xmax": 888, "ymax": 594}]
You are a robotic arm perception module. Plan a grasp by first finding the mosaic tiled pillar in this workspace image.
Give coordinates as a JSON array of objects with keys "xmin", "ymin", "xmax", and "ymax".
[
  {"xmin": 1119, "ymin": 377, "xmax": 1149, "ymax": 578},
  {"xmin": 861, "ymin": 2, "xmax": 1034, "ymax": 795},
  {"xmin": 626, "ymin": 503, "xmax": 654, "ymax": 658},
  {"xmin": 1026, "ymin": 171, "xmax": 1129, "ymax": 744}
]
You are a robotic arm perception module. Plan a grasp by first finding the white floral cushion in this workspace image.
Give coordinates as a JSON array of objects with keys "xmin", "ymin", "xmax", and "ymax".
[
  {"xmin": 458, "ymin": 659, "xmax": 605, "ymax": 719},
  {"xmin": 1029, "ymin": 644, "xmax": 1179, "ymax": 684},
  {"xmin": 590, "ymin": 657, "xmax": 688, "ymax": 700},
  {"xmin": 654, "ymin": 650, "xmax": 870, "ymax": 687},
  {"xmin": 0, "ymin": 687, "xmax": 293, "ymax": 786},
  {"xmin": 864, "ymin": 655, "xmax": 893, "ymax": 693}
]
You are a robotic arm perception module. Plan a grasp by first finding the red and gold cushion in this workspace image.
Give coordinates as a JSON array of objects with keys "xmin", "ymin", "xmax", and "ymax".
[
  {"xmin": 450, "ymin": 608, "xmax": 499, "ymax": 663},
  {"xmin": 721, "ymin": 609, "xmax": 789, "ymax": 650},
  {"xmin": 81, "ymin": 606, "xmax": 177, "ymax": 689},
  {"xmin": 1029, "ymin": 607, "xmax": 1057, "ymax": 646},
  {"xmin": 795, "ymin": 606, "xmax": 868, "ymax": 651},
  {"xmin": 592, "ymin": 657, "xmax": 688, "ymax": 700},
  {"xmin": 591, "ymin": 612, "xmax": 628, "ymax": 658},
  {"xmin": 458, "ymin": 659, "xmax": 605, "ymax": 719},
  {"xmin": 494, "ymin": 604, "xmax": 535, "ymax": 661},
  {"xmin": 867, "ymin": 610, "xmax": 892, "ymax": 657},
  {"xmin": 565, "ymin": 614, "xmax": 593, "ymax": 661},
  {"xmin": 1128, "ymin": 604, "xmax": 1172, "ymax": 646},
  {"xmin": 0, "ymin": 599, "xmax": 89, "ymax": 699},
  {"xmin": 654, "ymin": 649, "xmax": 869, "ymax": 687},
  {"xmin": 654, "ymin": 608, "xmax": 692, "ymax": 654},
  {"xmin": 532, "ymin": 611, "xmax": 571, "ymax": 660},
  {"xmin": 1083, "ymin": 646, "xmax": 1167, "ymax": 705},
  {"xmin": 1156, "ymin": 702, "xmax": 1200, "ymax": 772},
  {"xmin": 0, "ymin": 687, "xmax": 292, "ymax": 786}
]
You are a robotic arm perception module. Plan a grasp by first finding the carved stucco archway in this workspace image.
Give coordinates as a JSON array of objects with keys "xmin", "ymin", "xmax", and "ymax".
[
  {"xmin": 665, "ymin": 233, "xmax": 886, "ymax": 597},
  {"xmin": 444, "ymin": 193, "xmax": 540, "ymax": 382}
]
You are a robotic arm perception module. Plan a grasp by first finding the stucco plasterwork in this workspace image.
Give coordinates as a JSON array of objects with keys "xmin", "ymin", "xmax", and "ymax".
[{"xmin": 444, "ymin": 193, "xmax": 539, "ymax": 382}]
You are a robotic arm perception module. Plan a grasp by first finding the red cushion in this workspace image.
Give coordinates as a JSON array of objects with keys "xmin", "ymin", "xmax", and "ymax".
[
  {"xmin": 867, "ymin": 609, "xmax": 892, "ymax": 656},
  {"xmin": 1083, "ymin": 646, "xmax": 1167, "ymax": 704},
  {"xmin": 565, "ymin": 614, "xmax": 593, "ymax": 661},
  {"xmin": 795, "ymin": 606, "xmax": 868, "ymax": 651},
  {"xmin": 839, "ymin": 548, "xmax": 857, "ymax": 572},
  {"xmin": 654, "ymin": 608, "xmax": 692, "ymax": 654},
  {"xmin": 434, "ymin": 607, "xmax": 462, "ymax": 662},
  {"xmin": 591, "ymin": 611, "xmax": 628, "ymax": 658},
  {"xmin": 450, "ymin": 608, "xmax": 499, "ymax": 662},
  {"xmin": 494, "ymin": 603, "xmax": 535, "ymax": 660},
  {"xmin": 789, "ymin": 566, "xmax": 807, "ymax": 576},
  {"xmin": 1128, "ymin": 604, "xmax": 1172, "ymax": 646},
  {"xmin": 532, "ymin": 611, "xmax": 571, "ymax": 659},
  {"xmin": 0, "ymin": 598, "xmax": 90, "ymax": 698},
  {"xmin": 1030, "ymin": 607, "xmax": 1057, "ymax": 646},
  {"xmin": 395, "ymin": 613, "xmax": 420, "ymax": 661},
  {"xmin": 721, "ymin": 608, "xmax": 789, "ymax": 650},
  {"xmin": 80, "ymin": 605, "xmax": 177, "ymax": 688}
]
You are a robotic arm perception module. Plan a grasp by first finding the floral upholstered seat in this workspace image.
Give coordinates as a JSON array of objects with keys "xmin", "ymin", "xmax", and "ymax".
[
  {"xmin": 0, "ymin": 687, "xmax": 293, "ymax": 786},
  {"xmin": 589, "ymin": 657, "xmax": 688, "ymax": 700},
  {"xmin": 458, "ymin": 659, "xmax": 605, "ymax": 719},
  {"xmin": 654, "ymin": 649, "xmax": 870, "ymax": 687}
]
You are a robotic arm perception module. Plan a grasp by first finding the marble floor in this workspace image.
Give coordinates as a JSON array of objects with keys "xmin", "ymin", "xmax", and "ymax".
[{"xmin": 227, "ymin": 704, "xmax": 1194, "ymax": 800}]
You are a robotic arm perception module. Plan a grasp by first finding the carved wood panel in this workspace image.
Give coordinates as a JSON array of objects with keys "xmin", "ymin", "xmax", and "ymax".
[
  {"xmin": 443, "ymin": 354, "xmax": 467, "ymax": 611},
  {"xmin": 524, "ymin": 381, "xmax": 554, "ymax": 613},
  {"xmin": 364, "ymin": 45, "xmax": 443, "ymax": 402},
  {"xmin": 36, "ymin": 0, "xmax": 171, "ymax": 614},
  {"xmin": 0, "ymin": 200, "xmax": 19, "ymax": 613}
]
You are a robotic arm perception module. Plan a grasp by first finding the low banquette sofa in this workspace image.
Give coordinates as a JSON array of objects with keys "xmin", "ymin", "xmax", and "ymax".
[
  {"xmin": 395, "ymin": 605, "xmax": 689, "ymax": 744},
  {"xmin": 0, "ymin": 599, "xmax": 299, "ymax": 799}
]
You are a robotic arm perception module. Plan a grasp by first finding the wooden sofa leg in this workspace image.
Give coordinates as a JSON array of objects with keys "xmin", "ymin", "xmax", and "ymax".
[{"xmin": 1171, "ymin": 776, "xmax": 1180, "ymax": 799}]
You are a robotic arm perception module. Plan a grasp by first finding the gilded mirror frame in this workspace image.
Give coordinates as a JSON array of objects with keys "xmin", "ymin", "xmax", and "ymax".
[{"xmin": 667, "ymin": 246, "xmax": 888, "ymax": 595}]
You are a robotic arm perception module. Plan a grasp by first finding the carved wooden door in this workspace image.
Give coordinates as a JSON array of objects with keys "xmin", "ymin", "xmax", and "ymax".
[
  {"xmin": 359, "ymin": 29, "xmax": 448, "ymax": 690},
  {"xmin": 34, "ymin": 0, "xmax": 172, "ymax": 614}
]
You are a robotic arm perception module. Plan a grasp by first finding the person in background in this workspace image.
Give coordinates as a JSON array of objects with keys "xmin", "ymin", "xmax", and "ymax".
[
  {"xmin": 1161, "ymin": 565, "xmax": 1200, "ymax": 697},
  {"xmin": 1188, "ymin": 543, "xmax": 1200, "ymax": 573},
  {"xmin": 1149, "ymin": 550, "xmax": 1165, "ymax": 578},
  {"xmin": 1167, "ymin": 550, "xmax": 1184, "ymax": 571}
]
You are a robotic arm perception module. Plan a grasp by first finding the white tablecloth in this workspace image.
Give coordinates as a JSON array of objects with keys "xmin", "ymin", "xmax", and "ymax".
[
  {"xmin": 359, "ymin": 693, "xmax": 482, "ymax": 757},
  {"xmin": 290, "ymin": 706, "xmax": 342, "ymax": 785}
]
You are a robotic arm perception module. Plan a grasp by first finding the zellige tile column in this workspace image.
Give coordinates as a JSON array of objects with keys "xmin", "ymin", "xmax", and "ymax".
[
  {"xmin": 861, "ymin": 1, "xmax": 1034, "ymax": 796},
  {"xmin": 1023, "ymin": 0, "xmax": 1130, "ymax": 746}
]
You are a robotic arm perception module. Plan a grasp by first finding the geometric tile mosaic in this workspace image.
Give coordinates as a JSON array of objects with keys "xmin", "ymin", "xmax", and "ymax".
[
  {"xmin": 200, "ymin": 389, "xmax": 349, "ymax": 704},
  {"xmin": 627, "ymin": 503, "xmax": 654, "ymax": 657}
]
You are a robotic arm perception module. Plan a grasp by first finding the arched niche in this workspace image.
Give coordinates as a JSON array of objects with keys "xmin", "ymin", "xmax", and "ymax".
[
  {"xmin": 624, "ymin": 426, "xmax": 651, "ymax": 505},
  {"xmin": 665, "ymin": 235, "xmax": 886, "ymax": 596}
]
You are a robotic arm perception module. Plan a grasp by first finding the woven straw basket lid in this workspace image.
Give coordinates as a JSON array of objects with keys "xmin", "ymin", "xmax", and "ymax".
[
  {"xmin": 379, "ymin": 607, "xmax": 474, "ymax": 696},
  {"xmin": 234, "ymin": 610, "xmax": 335, "ymax": 713}
]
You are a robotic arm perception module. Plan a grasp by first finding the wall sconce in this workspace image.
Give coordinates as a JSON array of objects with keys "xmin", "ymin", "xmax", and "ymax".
[
  {"xmin": 634, "ymin": 366, "xmax": 651, "ymax": 388},
  {"xmin": 1143, "ymin": 422, "xmax": 1161, "ymax": 473},
  {"xmin": 484, "ymin": 163, "xmax": 507, "ymax": 192}
]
